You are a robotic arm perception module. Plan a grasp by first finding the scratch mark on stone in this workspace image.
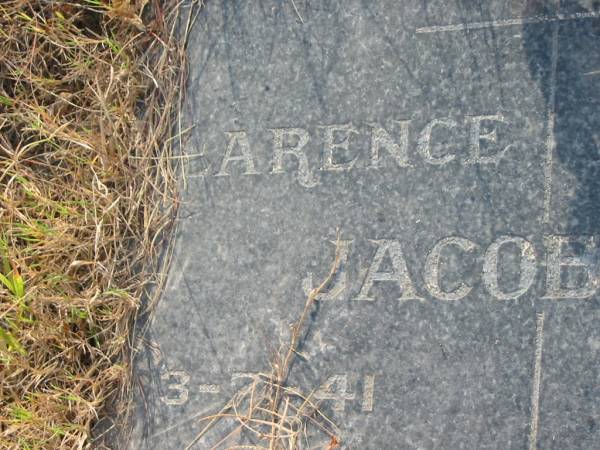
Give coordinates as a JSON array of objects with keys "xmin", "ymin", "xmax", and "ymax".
[
  {"xmin": 543, "ymin": 5, "xmax": 559, "ymax": 224},
  {"xmin": 528, "ymin": 311, "xmax": 545, "ymax": 450},
  {"xmin": 290, "ymin": 0, "xmax": 304, "ymax": 23},
  {"xmin": 416, "ymin": 10, "xmax": 600, "ymax": 33}
]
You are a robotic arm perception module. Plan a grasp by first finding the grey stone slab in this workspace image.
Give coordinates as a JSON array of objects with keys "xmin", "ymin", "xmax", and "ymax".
[{"xmin": 130, "ymin": 1, "xmax": 600, "ymax": 449}]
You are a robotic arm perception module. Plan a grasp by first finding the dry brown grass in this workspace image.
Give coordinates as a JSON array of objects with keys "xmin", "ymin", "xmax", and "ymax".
[
  {"xmin": 0, "ymin": 1, "xmax": 195, "ymax": 448},
  {"xmin": 187, "ymin": 239, "xmax": 343, "ymax": 450}
]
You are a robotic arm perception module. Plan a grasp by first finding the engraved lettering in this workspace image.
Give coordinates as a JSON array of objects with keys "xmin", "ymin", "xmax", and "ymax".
[
  {"xmin": 188, "ymin": 144, "xmax": 211, "ymax": 177},
  {"xmin": 314, "ymin": 374, "xmax": 356, "ymax": 412},
  {"xmin": 320, "ymin": 123, "xmax": 359, "ymax": 171},
  {"xmin": 270, "ymin": 127, "xmax": 318, "ymax": 187},
  {"xmin": 198, "ymin": 384, "xmax": 221, "ymax": 393},
  {"xmin": 302, "ymin": 240, "xmax": 353, "ymax": 300},
  {"xmin": 368, "ymin": 121, "xmax": 412, "ymax": 168},
  {"xmin": 354, "ymin": 239, "xmax": 423, "ymax": 302},
  {"xmin": 483, "ymin": 236, "xmax": 537, "ymax": 300},
  {"xmin": 215, "ymin": 131, "xmax": 260, "ymax": 176},
  {"xmin": 466, "ymin": 113, "xmax": 512, "ymax": 164},
  {"xmin": 361, "ymin": 375, "xmax": 375, "ymax": 412},
  {"xmin": 160, "ymin": 371, "xmax": 190, "ymax": 406},
  {"xmin": 424, "ymin": 237, "xmax": 478, "ymax": 301},
  {"xmin": 417, "ymin": 118, "xmax": 458, "ymax": 165},
  {"xmin": 213, "ymin": 114, "xmax": 523, "ymax": 183},
  {"xmin": 543, "ymin": 235, "xmax": 597, "ymax": 299}
]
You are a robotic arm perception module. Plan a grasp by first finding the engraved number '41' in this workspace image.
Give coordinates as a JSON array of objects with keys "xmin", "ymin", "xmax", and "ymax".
[{"xmin": 314, "ymin": 374, "xmax": 375, "ymax": 412}]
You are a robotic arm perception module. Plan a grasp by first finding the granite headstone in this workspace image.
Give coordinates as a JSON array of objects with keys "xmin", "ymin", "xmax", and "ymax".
[{"xmin": 131, "ymin": 1, "xmax": 600, "ymax": 448}]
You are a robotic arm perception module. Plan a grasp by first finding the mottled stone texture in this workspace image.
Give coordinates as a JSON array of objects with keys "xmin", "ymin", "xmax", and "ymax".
[{"xmin": 130, "ymin": 1, "xmax": 600, "ymax": 449}]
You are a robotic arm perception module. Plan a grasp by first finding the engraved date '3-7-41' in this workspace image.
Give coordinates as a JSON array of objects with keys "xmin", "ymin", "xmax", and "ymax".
[{"xmin": 159, "ymin": 371, "xmax": 376, "ymax": 413}]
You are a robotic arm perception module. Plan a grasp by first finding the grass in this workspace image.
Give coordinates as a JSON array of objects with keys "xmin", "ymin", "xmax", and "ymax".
[
  {"xmin": 0, "ymin": 1, "xmax": 194, "ymax": 448},
  {"xmin": 189, "ymin": 238, "xmax": 343, "ymax": 450}
]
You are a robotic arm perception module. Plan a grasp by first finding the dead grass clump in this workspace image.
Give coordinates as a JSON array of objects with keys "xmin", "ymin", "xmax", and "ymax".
[
  {"xmin": 0, "ymin": 1, "xmax": 193, "ymax": 448},
  {"xmin": 187, "ymin": 240, "xmax": 343, "ymax": 450}
]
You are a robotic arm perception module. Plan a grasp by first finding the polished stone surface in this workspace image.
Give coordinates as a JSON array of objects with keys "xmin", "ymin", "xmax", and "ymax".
[{"xmin": 130, "ymin": 1, "xmax": 600, "ymax": 448}]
